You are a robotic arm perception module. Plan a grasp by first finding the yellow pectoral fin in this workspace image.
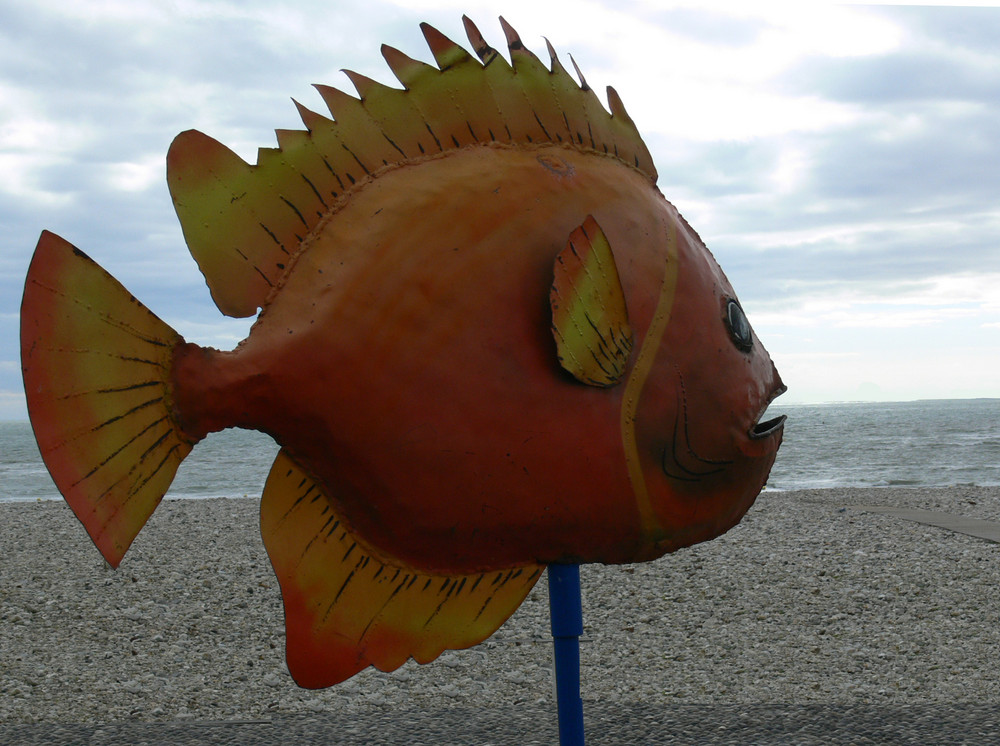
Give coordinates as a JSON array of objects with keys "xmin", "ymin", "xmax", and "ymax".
[
  {"xmin": 550, "ymin": 215, "xmax": 633, "ymax": 387},
  {"xmin": 259, "ymin": 450, "xmax": 543, "ymax": 689}
]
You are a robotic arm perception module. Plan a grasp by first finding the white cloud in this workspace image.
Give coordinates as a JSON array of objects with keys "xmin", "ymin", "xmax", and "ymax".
[
  {"xmin": 169, "ymin": 316, "xmax": 256, "ymax": 350},
  {"xmin": 751, "ymin": 272, "xmax": 1000, "ymax": 327},
  {"xmin": 0, "ymin": 390, "xmax": 27, "ymax": 422},
  {"xmin": 0, "ymin": 83, "xmax": 93, "ymax": 206},
  {"xmin": 31, "ymin": 0, "xmax": 168, "ymax": 23},
  {"xmin": 0, "ymin": 152, "xmax": 76, "ymax": 208},
  {"xmin": 102, "ymin": 155, "xmax": 164, "ymax": 193},
  {"xmin": 772, "ymin": 342, "xmax": 1000, "ymax": 404},
  {"xmin": 2, "ymin": 3, "xmax": 999, "ymax": 406}
]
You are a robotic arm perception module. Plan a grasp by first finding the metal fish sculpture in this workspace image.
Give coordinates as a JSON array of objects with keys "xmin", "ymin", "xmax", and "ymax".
[{"xmin": 20, "ymin": 17, "xmax": 786, "ymax": 689}]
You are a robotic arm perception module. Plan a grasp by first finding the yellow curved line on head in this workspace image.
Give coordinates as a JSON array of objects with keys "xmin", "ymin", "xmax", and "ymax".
[{"xmin": 620, "ymin": 220, "xmax": 680, "ymax": 540}]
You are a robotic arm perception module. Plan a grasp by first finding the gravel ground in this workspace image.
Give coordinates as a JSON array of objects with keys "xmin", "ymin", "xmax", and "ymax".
[
  {"xmin": 3, "ymin": 704, "xmax": 1000, "ymax": 745},
  {"xmin": 2, "ymin": 486, "xmax": 999, "ymax": 743}
]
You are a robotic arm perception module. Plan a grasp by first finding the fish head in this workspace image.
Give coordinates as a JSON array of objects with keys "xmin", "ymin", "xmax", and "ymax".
[{"xmin": 624, "ymin": 215, "xmax": 786, "ymax": 556}]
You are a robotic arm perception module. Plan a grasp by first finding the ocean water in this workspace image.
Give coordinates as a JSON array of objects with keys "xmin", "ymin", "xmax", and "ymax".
[
  {"xmin": 765, "ymin": 398, "xmax": 1000, "ymax": 491},
  {"xmin": 0, "ymin": 424, "xmax": 280, "ymax": 504},
  {"xmin": 1, "ymin": 398, "xmax": 998, "ymax": 503}
]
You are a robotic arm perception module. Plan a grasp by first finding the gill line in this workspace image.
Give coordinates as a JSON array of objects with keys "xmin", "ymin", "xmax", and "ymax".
[{"xmin": 619, "ymin": 218, "xmax": 680, "ymax": 541}]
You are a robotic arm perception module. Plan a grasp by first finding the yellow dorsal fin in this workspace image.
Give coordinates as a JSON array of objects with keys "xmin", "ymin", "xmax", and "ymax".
[
  {"xmin": 550, "ymin": 216, "xmax": 633, "ymax": 387},
  {"xmin": 166, "ymin": 16, "xmax": 655, "ymax": 318},
  {"xmin": 259, "ymin": 449, "xmax": 543, "ymax": 688}
]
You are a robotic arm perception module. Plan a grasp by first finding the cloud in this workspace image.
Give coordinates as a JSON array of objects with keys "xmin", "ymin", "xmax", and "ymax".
[
  {"xmin": 882, "ymin": 5, "xmax": 1000, "ymax": 57},
  {"xmin": 2, "ymin": 3, "xmax": 999, "ymax": 408},
  {"xmin": 633, "ymin": 5, "xmax": 769, "ymax": 48},
  {"xmin": 650, "ymin": 9, "xmax": 1000, "ymax": 319},
  {"xmin": 782, "ymin": 7, "xmax": 1000, "ymax": 107},
  {"xmin": 789, "ymin": 51, "xmax": 1000, "ymax": 106}
]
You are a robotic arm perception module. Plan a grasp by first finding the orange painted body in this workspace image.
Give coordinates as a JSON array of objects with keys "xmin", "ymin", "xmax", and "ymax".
[
  {"xmin": 172, "ymin": 144, "xmax": 783, "ymax": 573},
  {"xmin": 20, "ymin": 17, "xmax": 785, "ymax": 687}
]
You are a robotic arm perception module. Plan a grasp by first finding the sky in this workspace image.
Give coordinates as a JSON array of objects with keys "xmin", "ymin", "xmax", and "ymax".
[{"xmin": 2, "ymin": 1, "xmax": 999, "ymax": 420}]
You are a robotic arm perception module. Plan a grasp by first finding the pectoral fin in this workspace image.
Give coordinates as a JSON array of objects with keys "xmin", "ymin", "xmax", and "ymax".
[
  {"xmin": 259, "ymin": 449, "xmax": 542, "ymax": 688},
  {"xmin": 550, "ymin": 215, "xmax": 633, "ymax": 386}
]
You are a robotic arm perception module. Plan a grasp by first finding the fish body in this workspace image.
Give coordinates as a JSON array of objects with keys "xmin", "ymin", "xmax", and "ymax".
[
  {"xmin": 21, "ymin": 18, "xmax": 785, "ymax": 688},
  {"xmin": 173, "ymin": 142, "xmax": 779, "ymax": 570}
]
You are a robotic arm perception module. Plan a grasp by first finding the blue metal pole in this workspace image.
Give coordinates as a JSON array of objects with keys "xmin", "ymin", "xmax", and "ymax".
[{"xmin": 547, "ymin": 563, "xmax": 585, "ymax": 746}]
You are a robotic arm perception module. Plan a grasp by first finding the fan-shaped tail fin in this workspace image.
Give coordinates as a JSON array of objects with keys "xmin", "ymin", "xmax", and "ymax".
[{"xmin": 20, "ymin": 231, "xmax": 194, "ymax": 568}]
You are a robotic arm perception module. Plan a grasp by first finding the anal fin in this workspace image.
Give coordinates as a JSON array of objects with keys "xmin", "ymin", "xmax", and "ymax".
[{"xmin": 260, "ymin": 449, "xmax": 543, "ymax": 688}]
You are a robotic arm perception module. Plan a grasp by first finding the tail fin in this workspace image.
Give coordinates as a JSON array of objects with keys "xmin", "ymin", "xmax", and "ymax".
[{"xmin": 20, "ymin": 231, "xmax": 194, "ymax": 568}]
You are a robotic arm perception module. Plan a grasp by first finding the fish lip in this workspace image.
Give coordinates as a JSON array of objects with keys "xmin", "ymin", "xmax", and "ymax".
[{"xmin": 748, "ymin": 384, "xmax": 787, "ymax": 441}]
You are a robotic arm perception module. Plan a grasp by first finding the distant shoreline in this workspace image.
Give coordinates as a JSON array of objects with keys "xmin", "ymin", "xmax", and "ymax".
[
  {"xmin": 5, "ymin": 400, "xmax": 999, "ymax": 499},
  {"xmin": 3, "ymin": 395, "xmax": 999, "ymax": 422}
]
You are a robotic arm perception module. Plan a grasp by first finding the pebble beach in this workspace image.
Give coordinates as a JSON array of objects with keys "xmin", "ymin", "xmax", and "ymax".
[{"xmin": 2, "ymin": 486, "xmax": 999, "ymax": 743}]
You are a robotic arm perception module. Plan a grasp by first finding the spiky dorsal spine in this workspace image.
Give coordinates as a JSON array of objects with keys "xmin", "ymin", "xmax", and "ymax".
[{"xmin": 167, "ymin": 16, "xmax": 656, "ymax": 318}]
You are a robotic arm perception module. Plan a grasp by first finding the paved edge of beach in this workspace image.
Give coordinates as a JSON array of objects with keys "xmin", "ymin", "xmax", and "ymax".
[{"xmin": 2, "ymin": 486, "xmax": 999, "ymax": 739}]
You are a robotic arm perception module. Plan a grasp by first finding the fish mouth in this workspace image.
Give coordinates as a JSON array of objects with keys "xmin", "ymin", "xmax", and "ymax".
[{"xmin": 749, "ymin": 384, "xmax": 787, "ymax": 440}]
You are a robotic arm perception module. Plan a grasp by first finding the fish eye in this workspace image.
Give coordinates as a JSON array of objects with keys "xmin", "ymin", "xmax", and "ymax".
[{"xmin": 725, "ymin": 298, "xmax": 753, "ymax": 352}]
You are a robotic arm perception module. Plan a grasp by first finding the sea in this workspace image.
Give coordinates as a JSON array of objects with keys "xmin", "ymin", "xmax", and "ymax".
[{"xmin": 1, "ymin": 398, "xmax": 998, "ymax": 503}]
